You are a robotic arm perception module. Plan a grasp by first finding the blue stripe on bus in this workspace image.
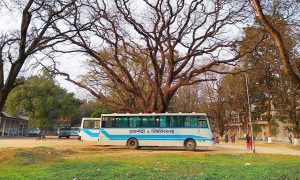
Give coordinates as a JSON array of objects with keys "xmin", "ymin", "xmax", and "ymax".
[
  {"xmin": 100, "ymin": 130, "xmax": 213, "ymax": 142},
  {"xmin": 82, "ymin": 130, "xmax": 99, "ymax": 137}
]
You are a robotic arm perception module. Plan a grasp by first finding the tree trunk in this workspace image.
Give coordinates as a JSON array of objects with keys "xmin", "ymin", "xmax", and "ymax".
[
  {"xmin": 266, "ymin": 88, "xmax": 272, "ymax": 143},
  {"xmin": 252, "ymin": 0, "xmax": 300, "ymax": 85}
]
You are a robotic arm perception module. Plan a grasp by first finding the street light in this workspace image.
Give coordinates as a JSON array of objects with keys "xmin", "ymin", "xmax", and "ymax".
[{"xmin": 245, "ymin": 73, "xmax": 255, "ymax": 154}]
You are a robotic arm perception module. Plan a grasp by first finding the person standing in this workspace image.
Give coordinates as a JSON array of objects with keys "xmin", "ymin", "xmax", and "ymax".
[
  {"xmin": 233, "ymin": 134, "xmax": 236, "ymax": 143},
  {"xmin": 246, "ymin": 134, "xmax": 251, "ymax": 149},
  {"xmin": 289, "ymin": 134, "xmax": 293, "ymax": 144},
  {"xmin": 225, "ymin": 134, "xmax": 228, "ymax": 143}
]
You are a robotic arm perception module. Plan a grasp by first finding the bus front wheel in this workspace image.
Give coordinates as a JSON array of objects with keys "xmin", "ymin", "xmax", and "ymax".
[
  {"xmin": 127, "ymin": 138, "xmax": 139, "ymax": 149},
  {"xmin": 184, "ymin": 139, "xmax": 196, "ymax": 151}
]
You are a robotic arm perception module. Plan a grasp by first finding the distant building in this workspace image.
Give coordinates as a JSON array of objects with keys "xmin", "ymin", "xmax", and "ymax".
[
  {"xmin": 225, "ymin": 102, "xmax": 292, "ymax": 141},
  {"xmin": 0, "ymin": 112, "xmax": 29, "ymax": 137}
]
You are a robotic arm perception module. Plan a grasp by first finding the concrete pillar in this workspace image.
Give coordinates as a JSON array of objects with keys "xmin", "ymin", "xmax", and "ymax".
[
  {"xmin": 294, "ymin": 138, "xmax": 300, "ymax": 146},
  {"xmin": 2, "ymin": 119, "xmax": 6, "ymax": 136},
  {"xmin": 268, "ymin": 137, "xmax": 272, "ymax": 143},
  {"xmin": 21, "ymin": 121, "xmax": 24, "ymax": 136},
  {"xmin": 8, "ymin": 119, "xmax": 11, "ymax": 136}
]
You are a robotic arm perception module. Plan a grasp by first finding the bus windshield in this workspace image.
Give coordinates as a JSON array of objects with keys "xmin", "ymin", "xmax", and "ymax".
[{"xmin": 59, "ymin": 124, "xmax": 71, "ymax": 130}]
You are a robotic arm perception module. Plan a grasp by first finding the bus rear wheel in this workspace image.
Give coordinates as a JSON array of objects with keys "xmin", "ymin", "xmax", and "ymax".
[
  {"xmin": 184, "ymin": 139, "xmax": 196, "ymax": 151},
  {"xmin": 127, "ymin": 138, "xmax": 139, "ymax": 149}
]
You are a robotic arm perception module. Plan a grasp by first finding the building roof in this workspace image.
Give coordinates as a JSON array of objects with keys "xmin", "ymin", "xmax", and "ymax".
[{"xmin": 0, "ymin": 112, "xmax": 28, "ymax": 121}]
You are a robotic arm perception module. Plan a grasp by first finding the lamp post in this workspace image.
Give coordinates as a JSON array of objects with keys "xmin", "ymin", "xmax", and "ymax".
[{"xmin": 245, "ymin": 73, "xmax": 255, "ymax": 154}]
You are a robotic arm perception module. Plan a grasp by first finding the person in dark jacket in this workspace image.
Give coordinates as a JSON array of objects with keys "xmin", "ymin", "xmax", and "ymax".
[
  {"xmin": 289, "ymin": 134, "xmax": 292, "ymax": 144},
  {"xmin": 225, "ymin": 134, "xmax": 228, "ymax": 143}
]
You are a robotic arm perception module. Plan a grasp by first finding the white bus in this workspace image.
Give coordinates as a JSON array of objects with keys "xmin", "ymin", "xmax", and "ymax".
[{"xmin": 80, "ymin": 113, "xmax": 214, "ymax": 150}]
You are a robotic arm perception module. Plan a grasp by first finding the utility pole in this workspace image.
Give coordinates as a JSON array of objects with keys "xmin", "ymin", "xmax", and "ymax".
[{"xmin": 245, "ymin": 73, "xmax": 255, "ymax": 154}]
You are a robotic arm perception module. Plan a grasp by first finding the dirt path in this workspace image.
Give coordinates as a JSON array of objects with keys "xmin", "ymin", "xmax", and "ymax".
[
  {"xmin": 215, "ymin": 142, "xmax": 300, "ymax": 156},
  {"xmin": 0, "ymin": 136, "xmax": 299, "ymax": 156}
]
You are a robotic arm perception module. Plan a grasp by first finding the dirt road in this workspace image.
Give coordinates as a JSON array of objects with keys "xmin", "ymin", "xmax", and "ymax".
[{"xmin": 0, "ymin": 136, "xmax": 299, "ymax": 156}]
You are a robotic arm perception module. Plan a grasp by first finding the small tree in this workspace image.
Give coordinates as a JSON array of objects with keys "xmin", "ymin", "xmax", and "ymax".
[
  {"xmin": 5, "ymin": 74, "xmax": 81, "ymax": 131},
  {"xmin": 252, "ymin": 123, "xmax": 261, "ymax": 139}
]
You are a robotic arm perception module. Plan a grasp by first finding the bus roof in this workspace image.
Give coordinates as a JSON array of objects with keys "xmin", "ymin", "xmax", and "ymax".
[{"xmin": 100, "ymin": 112, "xmax": 207, "ymax": 117}]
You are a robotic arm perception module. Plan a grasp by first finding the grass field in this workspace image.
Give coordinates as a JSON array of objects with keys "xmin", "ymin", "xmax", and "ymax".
[{"xmin": 0, "ymin": 146, "xmax": 300, "ymax": 180}]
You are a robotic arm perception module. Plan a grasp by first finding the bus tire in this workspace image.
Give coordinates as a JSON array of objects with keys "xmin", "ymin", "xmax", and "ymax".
[
  {"xmin": 127, "ymin": 138, "xmax": 139, "ymax": 149},
  {"xmin": 66, "ymin": 136, "xmax": 70, "ymax": 139},
  {"xmin": 184, "ymin": 139, "xmax": 196, "ymax": 151}
]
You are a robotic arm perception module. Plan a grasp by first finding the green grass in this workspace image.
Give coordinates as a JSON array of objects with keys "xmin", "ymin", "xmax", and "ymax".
[{"xmin": 0, "ymin": 148, "xmax": 300, "ymax": 180}]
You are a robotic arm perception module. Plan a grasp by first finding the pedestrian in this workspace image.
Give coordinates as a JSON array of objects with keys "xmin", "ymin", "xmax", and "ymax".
[
  {"xmin": 215, "ymin": 135, "xmax": 219, "ymax": 144},
  {"xmin": 233, "ymin": 134, "xmax": 236, "ymax": 143},
  {"xmin": 230, "ymin": 133, "xmax": 233, "ymax": 143},
  {"xmin": 289, "ymin": 134, "xmax": 292, "ymax": 144},
  {"xmin": 225, "ymin": 134, "xmax": 228, "ymax": 143},
  {"xmin": 246, "ymin": 134, "xmax": 251, "ymax": 149}
]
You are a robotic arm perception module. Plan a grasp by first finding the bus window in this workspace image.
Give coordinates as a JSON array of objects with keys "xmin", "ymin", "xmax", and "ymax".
[
  {"xmin": 170, "ymin": 116, "xmax": 183, "ymax": 127},
  {"xmin": 83, "ymin": 120, "xmax": 100, "ymax": 129},
  {"xmin": 155, "ymin": 117, "xmax": 160, "ymax": 127},
  {"xmin": 184, "ymin": 116, "xmax": 190, "ymax": 127},
  {"xmin": 142, "ymin": 117, "xmax": 148, "ymax": 127},
  {"xmin": 149, "ymin": 117, "xmax": 155, "ymax": 127},
  {"xmin": 95, "ymin": 120, "xmax": 100, "ymax": 128},
  {"xmin": 191, "ymin": 116, "xmax": 198, "ymax": 127},
  {"xmin": 113, "ymin": 117, "xmax": 119, "ymax": 127},
  {"xmin": 119, "ymin": 117, "xmax": 128, "ymax": 127},
  {"xmin": 159, "ymin": 116, "xmax": 170, "ymax": 127},
  {"xmin": 104, "ymin": 117, "xmax": 113, "ymax": 127},
  {"xmin": 198, "ymin": 120, "xmax": 208, "ymax": 128},
  {"xmin": 129, "ymin": 117, "xmax": 141, "ymax": 127}
]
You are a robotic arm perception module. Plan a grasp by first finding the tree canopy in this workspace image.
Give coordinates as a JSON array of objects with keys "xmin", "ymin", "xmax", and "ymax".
[{"xmin": 50, "ymin": 0, "xmax": 257, "ymax": 113}]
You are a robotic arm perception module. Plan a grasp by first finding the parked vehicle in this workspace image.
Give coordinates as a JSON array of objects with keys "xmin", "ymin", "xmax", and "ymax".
[
  {"xmin": 10, "ymin": 129, "xmax": 18, "ymax": 136},
  {"xmin": 28, "ymin": 129, "xmax": 40, "ymax": 137},
  {"xmin": 57, "ymin": 124, "xmax": 71, "ymax": 138}
]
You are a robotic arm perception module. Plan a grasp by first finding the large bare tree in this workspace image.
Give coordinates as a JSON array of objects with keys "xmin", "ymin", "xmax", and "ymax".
[
  {"xmin": 51, "ymin": 0, "xmax": 258, "ymax": 113},
  {"xmin": 0, "ymin": 0, "xmax": 78, "ymax": 111}
]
